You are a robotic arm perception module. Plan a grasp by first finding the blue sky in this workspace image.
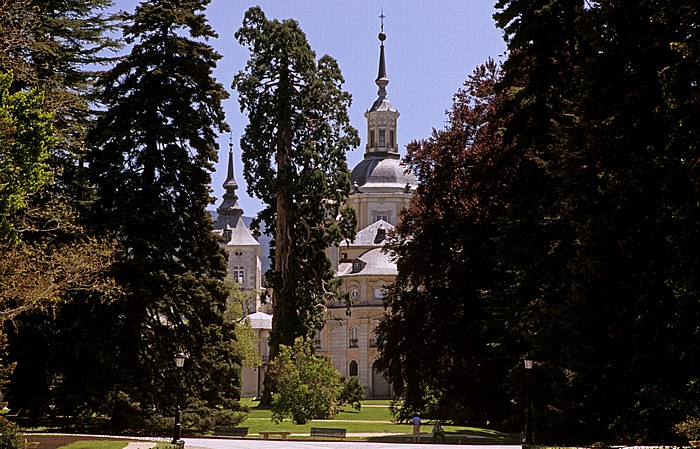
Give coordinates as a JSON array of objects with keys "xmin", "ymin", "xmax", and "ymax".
[{"xmin": 112, "ymin": 1, "xmax": 507, "ymax": 215}]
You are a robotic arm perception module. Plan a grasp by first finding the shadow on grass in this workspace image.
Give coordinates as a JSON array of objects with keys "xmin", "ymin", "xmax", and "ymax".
[{"xmin": 366, "ymin": 431, "xmax": 521, "ymax": 445}]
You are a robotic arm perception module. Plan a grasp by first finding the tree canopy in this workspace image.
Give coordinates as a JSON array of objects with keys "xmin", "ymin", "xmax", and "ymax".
[
  {"xmin": 269, "ymin": 337, "xmax": 344, "ymax": 425},
  {"xmin": 376, "ymin": 59, "xmax": 512, "ymax": 426},
  {"xmin": 379, "ymin": 0, "xmax": 700, "ymax": 444},
  {"xmin": 233, "ymin": 6, "xmax": 359, "ymax": 376},
  {"xmin": 75, "ymin": 0, "xmax": 240, "ymax": 422}
]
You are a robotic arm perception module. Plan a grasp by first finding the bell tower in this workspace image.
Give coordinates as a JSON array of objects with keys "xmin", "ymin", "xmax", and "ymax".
[{"xmin": 363, "ymin": 13, "xmax": 400, "ymax": 159}]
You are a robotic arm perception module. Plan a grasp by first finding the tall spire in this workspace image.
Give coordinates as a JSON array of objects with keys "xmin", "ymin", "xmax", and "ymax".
[
  {"xmin": 375, "ymin": 10, "xmax": 389, "ymax": 101},
  {"xmin": 364, "ymin": 10, "xmax": 400, "ymax": 157},
  {"xmin": 370, "ymin": 11, "xmax": 395, "ymax": 113},
  {"xmin": 216, "ymin": 135, "xmax": 243, "ymax": 222},
  {"xmin": 223, "ymin": 134, "xmax": 238, "ymax": 191}
]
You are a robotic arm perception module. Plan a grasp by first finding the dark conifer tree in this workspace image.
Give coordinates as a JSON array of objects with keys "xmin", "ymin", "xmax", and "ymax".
[
  {"xmin": 83, "ymin": 0, "xmax": 240, "ymax": 421},
  {"xmin": 494, "ymin": 0, "xmax": 700, "ymax": 443},
  {"xmin": 233, "ymin": 6, "xmax": 359, "ymax": 391},
  {"xmin": 379, "ymin": 1, "xmax": 700, "ymax": 442}
]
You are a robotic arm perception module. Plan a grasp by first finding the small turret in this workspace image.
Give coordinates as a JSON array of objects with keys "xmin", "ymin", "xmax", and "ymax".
[
  {"xmin": 364, "ymin": 12, "xmax": 400, "ymax": 157},
  {"xmin": 214, "ymin": 137, "xmax": 244, "ymax": 229}
]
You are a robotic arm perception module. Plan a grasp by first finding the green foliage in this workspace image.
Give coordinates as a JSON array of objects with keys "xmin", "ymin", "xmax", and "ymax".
[
  {"xmin": 0, "ymin": 72, "xmax": 53, "ymax": 241},
  {"xmin": 0, "ymin": 0, "xmax": 122, "ymax": 422},
  {"xmin": 339, "ymin": 376, "xmax": 364, "ymax": 411},
  {"xmin": 381, "ymin": 1, "xmax": 700, "ymax": 444},
  {"xmin": 233, "ymin": 7, "xmax": 359, "ymax": 372},
  {"xmin": 183, "ymin": 397, "xmax": 248, "ymax": 432},
  {"xmin": 491, "ymin": 0, "xmax": 700, "ymax": 443},
  {"xmin": 269, "ymin": 338, "xmax": 343, "ymax": 424},
  {"xmin": 225, "ymin": 283, "xmax": 261, "ymax": 367},
  {"xmin": 377, "ymin": 59, "xmax": 511, "ymax": 428},
  {"xmin": 0, "ymin": 416, "xmax": 23, "ymax": 449},
  {"xmin": 675, "ymin": 417, "xmax": 700, "ymax": 441},
  {"xmin": 64, "ymin": 0, "xmax": 241, "ymax": 422}
]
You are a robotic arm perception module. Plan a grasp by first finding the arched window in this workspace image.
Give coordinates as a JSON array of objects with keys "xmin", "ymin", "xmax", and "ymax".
[{"xmin": 349, "ymin": 360, "xmax": 359, "ymax": 377}]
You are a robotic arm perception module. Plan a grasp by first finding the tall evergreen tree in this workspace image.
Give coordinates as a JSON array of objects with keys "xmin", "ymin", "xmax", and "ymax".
[
  {"xmin": 379, "ymin": 1, "xmax": 700, "ymax": 443},
  {"xmin": 233, "ymin": 7, "xmax": 359, "ymax": 380},
  {"xmin": 82, "ymin": 0, "xmax": 240, "ymax": 421},
  {"xmin": 494, "ymin": 0, "xmax": 700, "ymax": 443}
]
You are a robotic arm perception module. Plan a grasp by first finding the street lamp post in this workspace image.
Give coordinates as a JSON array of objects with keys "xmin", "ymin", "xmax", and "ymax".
[
  {"xmin": 172, "ymin": 352, "xmax": 186, "ymax": 446},
  {"xmin": 523, "ymin": 356, "xmax": 534, "ymax": 446}
]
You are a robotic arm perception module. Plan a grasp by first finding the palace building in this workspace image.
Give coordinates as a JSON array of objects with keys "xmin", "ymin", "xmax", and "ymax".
[
  {"xmin": 212, "ymin": 143, "xmax": 268, "ymax": 399},
  {"xmin": 318, "ymin": 23, "xmax": 415, "ymax": 398}
]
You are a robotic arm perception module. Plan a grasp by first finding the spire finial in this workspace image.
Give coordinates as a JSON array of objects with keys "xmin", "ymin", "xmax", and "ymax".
[
  {"xmin": 376, "ymin": 10, "xmax": 388, "ymax": 99},
  {"xmin": 223, "ymin": 133, "xmax": 238, "ymax": 192}
]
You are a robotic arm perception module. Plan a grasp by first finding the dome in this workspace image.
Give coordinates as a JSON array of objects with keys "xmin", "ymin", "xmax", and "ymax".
[{"xmin": 351, "ymin": 155, "xmax": 416, "ymax": 193}]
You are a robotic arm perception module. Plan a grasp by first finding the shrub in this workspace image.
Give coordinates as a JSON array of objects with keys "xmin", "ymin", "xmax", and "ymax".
[
  {"xmin": 0, "ymin": 416, "xmax": 23, "ymax": 449},
  {"xmin": 675, "ymin": 416, "xmax": 700, "ymax": 442},
  {"xmin": 269, "ymin": 337, "xmax": 343, "ymax": 424},
  {"xmin": 340, "ymin": 376, "xmax": 365, "ymax": 411},
  {"xmin": 183, "ymin": 398, "xmax": 248, "ymax": 432}
]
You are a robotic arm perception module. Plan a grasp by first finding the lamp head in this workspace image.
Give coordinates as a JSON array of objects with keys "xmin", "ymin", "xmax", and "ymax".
[{"xmin": 174, "ymin": 352, "xmax": 186, "ymax": 368}]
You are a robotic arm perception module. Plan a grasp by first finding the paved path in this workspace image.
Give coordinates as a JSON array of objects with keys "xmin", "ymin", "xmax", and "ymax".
[
  {"xmin": 125, "ymin": 443, "xmax": 159, "ymax": 449},
  {"xmin": 123, "ymin": 436, "xmax": 517, "ymax": 449},
  {"xmin": 175, "ymin": 439, "xmax": 517, "ymax": 449}
]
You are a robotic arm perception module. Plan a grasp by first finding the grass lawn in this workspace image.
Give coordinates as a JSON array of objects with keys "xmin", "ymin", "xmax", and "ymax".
[
  {"xmin": 42, "ymin": 399, "xmax": 517, "ymax": 446},
  {"xmin": 57, "ymin": 442, "xmax": 129, "ymax": 449},
  {"xmin": 236, "ymin": 398, "xmax": 518, "ymax": 444}
]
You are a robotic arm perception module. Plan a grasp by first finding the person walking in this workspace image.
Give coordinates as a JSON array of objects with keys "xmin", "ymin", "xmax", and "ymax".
[{"xmin": 411, "ymin": 414, "xmax": 422, "ymax": 443}]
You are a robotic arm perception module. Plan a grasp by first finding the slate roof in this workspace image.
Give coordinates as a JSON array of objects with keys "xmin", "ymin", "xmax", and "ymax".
[
  {"xmin": 246, "ymin": 311, "xmax": 272, "ymax": 329},
  {"xmin": 343, "ymin": 219, "xmax": 394, "ymax": 247},
  {"xmin": 350, "ymin": 156, "xmax": 416, "ymax": 192},
  {"xmin": 214, "ymin": 216, "xmax": 259, "ymax": 247},
  {"xmin": 338, "ymin": 247, "xmax": 397, "ymax": 277}
]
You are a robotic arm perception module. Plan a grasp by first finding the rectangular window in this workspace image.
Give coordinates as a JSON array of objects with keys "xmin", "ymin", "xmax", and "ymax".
[
  {"xmin": 349, "ymin": 326, "xmax": 359, "ymax": 348},
  {"xmin": 376, "ymin": 214, "xmax": 388, "ymax": 222},
  {"xmin": 370, "ymin": 130, "xmax": 375, "ymax": 147},
  {"xmin": 389, "ymin": 130, "xmax": 395, "ymax": 148},
  {"xmin": 379, "ymin": 129, "xmax": 386, "ymax": 147},
  {"xmin": 233, "ymin": 266, "xmax": 245, "ymax": 284}
]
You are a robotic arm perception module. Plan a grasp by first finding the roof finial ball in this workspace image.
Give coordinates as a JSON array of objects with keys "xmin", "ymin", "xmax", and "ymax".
[{"xmin": 379, "ymin": 31, "xmax": 386, "ymax": 42}]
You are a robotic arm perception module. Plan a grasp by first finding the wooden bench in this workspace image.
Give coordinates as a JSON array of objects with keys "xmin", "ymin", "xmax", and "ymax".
[
  {"xmin": 213, "ymin": 426, "xmax": 249, "ymax": 438},
  {"xmin": 310, "ymin": 427, "xmax": 347, "ymax": 439},
  {"xmin": 258, "ymin": 431, "xmax": 292, "ymax": 440}
]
